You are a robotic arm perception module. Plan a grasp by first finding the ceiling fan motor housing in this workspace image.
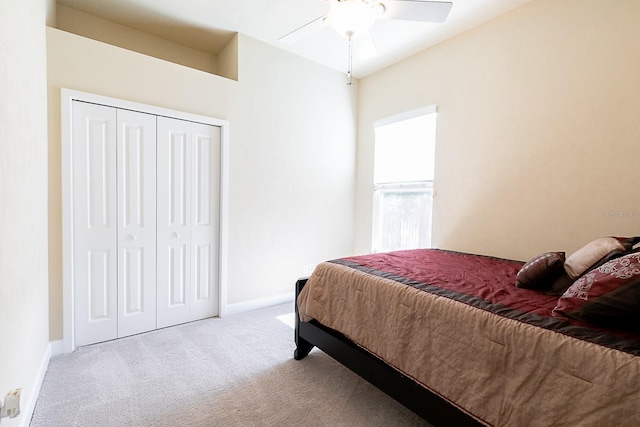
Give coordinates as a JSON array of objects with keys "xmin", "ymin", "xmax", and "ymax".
[{"xmin": 328, "ymin": 0, "xmax": 378, "ymax": 38}]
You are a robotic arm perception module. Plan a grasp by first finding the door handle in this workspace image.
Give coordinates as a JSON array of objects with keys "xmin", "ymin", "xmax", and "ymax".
[
  {"xmin": 128, "ymin": 234, "xmax": 138, "ymax": 241},
  {"xmin": 172, "ymin": 232, "xmax": 181, "ymax": 238}
]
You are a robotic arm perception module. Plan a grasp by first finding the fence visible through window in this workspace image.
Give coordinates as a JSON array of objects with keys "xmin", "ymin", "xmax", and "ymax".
[{"xmin": 373, "ymin": 183, "xmax": 433, "ymax": 252}]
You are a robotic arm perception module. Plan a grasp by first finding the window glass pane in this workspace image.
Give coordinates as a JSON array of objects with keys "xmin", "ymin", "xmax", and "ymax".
[{"xmin": 374, "ymin": 114, "xmax": 436, "ymax": 184}]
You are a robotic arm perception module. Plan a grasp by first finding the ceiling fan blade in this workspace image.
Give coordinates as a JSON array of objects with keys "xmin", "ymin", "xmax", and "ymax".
[
  {"xmin": 278, "ymin": 16, "xmax": 327, "ymax": 44},
  {"xmin": 357, "ymin": 31, "xmax": 378, "ymax": 60},
  {"xmin": 380, "ymin": 1, "xmax": 453, "ymax": 23}
]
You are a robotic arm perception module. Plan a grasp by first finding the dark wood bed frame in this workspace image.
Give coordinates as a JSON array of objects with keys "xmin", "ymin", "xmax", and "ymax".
[{"xmin": 294, "ymin": 278, "xmax": 483, "ymax": 427}]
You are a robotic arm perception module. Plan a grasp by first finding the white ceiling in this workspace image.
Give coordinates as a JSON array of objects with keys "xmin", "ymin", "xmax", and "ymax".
[{"xmin": 56, "ymin": 0, "xmax": 532, "ymax": 78}]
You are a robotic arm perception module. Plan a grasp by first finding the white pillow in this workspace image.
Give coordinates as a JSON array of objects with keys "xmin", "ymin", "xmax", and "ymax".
[{"xmin": 564, "ymin": 237, "xmax": 625, "ymax": 279}]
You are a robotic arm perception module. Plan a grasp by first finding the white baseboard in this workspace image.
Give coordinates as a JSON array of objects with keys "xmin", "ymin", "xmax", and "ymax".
[
  {"xmin": 223, "ymin": 292, "xmax": 294, "ymax": 317},
  {"xmin": 14, "ymin": 343, "xmax": 51, "ymax": 427}
]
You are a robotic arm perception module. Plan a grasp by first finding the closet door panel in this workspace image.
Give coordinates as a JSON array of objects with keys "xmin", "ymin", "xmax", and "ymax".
[
  {"xmin": 157, "ymin": 116, "xmax": 192, "ymax": 328},
  {"xmin": 169, "ymin": 245, "xmax": 187, "ymax": 306},
  {"xmin": 117, "ymin": 109, "xmax": 157, "ymax": 338},
  {"xmin": 190, "ymin": 123, "xmax": 220, "ymax": 320},
  {"xmin": 72, "ymin": 101, "xmax": 118, "ymax": 346},
  {"xmin": 87, "ymin": 250, "xmax": 111, "ymax": 319}
]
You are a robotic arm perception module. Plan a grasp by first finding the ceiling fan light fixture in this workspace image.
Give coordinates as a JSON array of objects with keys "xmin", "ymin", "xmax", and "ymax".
[{"xmin": 327, "ymin": 0, "xmax": 376, "ymax": 38}]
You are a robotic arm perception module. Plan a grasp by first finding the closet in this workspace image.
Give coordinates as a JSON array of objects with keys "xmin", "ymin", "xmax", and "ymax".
[{"xmin": 70, "ymin": 100, "xmax": 221, "ymax": 347}]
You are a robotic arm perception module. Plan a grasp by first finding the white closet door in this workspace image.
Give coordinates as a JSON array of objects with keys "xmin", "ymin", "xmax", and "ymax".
[
  {"xmin": 116, "ymin": 109, "xmax": 157, "ymax": 337},
  {"xmin": 156, "ymin": 117, "xmax": 193, "ymax": 328},
  {"xmin": 157, "ymin": 117, "xmax": 220, "ymax": 327},
  {"xmin": 190, "ymin": 123, "xmax": 220, "ymax": 321},
  {"xmin": 72, "ymin": 102, "xmax": 118, "ymax": 346},
  {"xmin": 70, "ymin": 95, "xmax": 222, "ymax": 347}
]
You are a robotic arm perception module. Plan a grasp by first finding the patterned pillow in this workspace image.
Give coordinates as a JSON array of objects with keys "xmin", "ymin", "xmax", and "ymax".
[
  {"xmin": 563, "ymin": 236, "xmax": 640, "ymax": 279},
  {"xmin": 516, "ymin": 252, "xmax": 565, "ymax": 290},
  {"xmin": 553, "ymin": 252, "xmax": 640, "ymax": 328}
]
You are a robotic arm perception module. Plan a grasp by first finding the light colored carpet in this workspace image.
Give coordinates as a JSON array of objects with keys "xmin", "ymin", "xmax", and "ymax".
[{"xmin": 31, "ymin": 303, "xmax": 431, "ymax": 426}]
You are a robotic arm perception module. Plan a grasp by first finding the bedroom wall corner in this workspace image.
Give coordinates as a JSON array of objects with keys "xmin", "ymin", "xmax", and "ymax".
[
  {"xmin": 224, "ymin": 33, "xmax": 357, "ymax": 305},
  {"xmin": 0, "ymin": 0, "xmax": 51, "ymax": 426}
]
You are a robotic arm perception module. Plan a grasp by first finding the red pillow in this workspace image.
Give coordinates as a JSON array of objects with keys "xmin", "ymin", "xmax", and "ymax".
[{"xmin": 553, "ymin": 252, "xmax": 640, "ymax": 328}]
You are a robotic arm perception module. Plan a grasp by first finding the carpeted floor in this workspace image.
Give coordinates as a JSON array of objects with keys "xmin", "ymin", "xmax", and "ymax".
[{"xmin": 31, "ymin": 303, "xmax": 431, "ymax": 426}]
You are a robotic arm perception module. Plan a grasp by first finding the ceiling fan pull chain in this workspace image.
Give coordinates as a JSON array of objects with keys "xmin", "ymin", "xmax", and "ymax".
[{"xmin": 347, "ymin": 32, "xmax": 354, "ymax": 86}]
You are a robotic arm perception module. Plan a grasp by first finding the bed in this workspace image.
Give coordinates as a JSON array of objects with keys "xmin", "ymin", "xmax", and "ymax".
[{"xmin": 294, "ymin": 245, "xmax": 640, "ymax": 426}]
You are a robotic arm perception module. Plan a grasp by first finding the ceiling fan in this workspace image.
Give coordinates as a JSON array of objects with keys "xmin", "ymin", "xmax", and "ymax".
[{"xmin": 279, "ymin": 0, "xmax": 453, "ymax": 84}]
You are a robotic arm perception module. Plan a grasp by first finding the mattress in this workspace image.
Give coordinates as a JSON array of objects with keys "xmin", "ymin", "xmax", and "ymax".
[{"xmin": 297, "ymin": 249, "xmax": 640, "ymax": 426}]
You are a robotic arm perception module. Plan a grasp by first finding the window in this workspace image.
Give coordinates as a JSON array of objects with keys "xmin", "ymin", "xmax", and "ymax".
[{"xmin": 372, "ymin": 108, "xmax": 436, "ymax": 253}]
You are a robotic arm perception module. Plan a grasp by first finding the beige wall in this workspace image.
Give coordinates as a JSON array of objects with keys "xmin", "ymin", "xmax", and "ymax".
[
  {"xmin": 47, "ymin": 28, "xmax": 356, "ymax": 340},
  {"xmin": 356, "ymin": 0, "xmax": 640, "ymax": 261},
  {"xmin": 56, "ymin": 5, "xmax": 222, "ymax": 77},
  {"xmin": 0, "ymin": 0, "xmax": 51, "ymax": 424},
  {"xmin": 218, "ymin": 33, "xmax": 239, "ymax": 81}
]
